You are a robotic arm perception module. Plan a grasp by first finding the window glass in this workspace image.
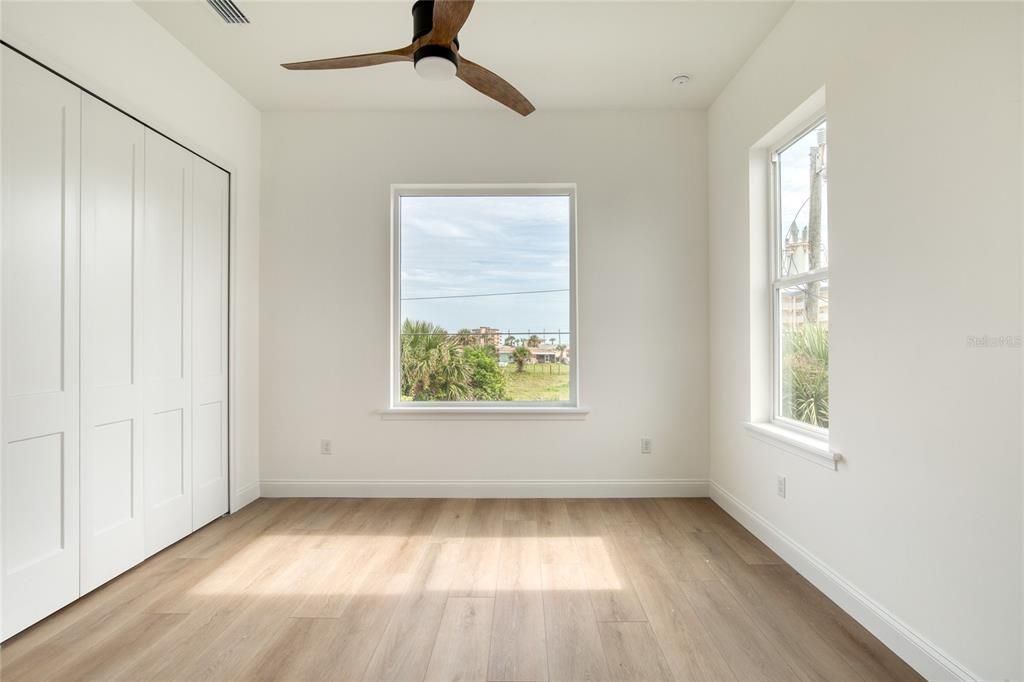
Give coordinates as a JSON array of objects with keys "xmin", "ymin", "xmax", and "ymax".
[
  {"xmin": 778, "ymin": 281, "xmax": 829, "ymax": 428},
  {"xmin": 777, "ymin": 121, "xmax": 828, "ymax": 276},
  {"xmin": 773, "ymin": 119, "xmax": 828, "ymax": 432},
  {"xmin": 397, "ymin": 193, "xmax": 574, "ymax": 404}
]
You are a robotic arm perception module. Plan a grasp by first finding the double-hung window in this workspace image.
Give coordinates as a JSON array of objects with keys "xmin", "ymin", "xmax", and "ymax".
[
  {"xmin": 771, "ymin": 118, "xmax": 829, "ymax": 435},
  {"xmin": 390, "ymin": 185, "xmax": 578, "ymax": 410}
]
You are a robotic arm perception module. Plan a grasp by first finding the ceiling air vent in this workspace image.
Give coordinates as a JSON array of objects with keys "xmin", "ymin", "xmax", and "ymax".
[{"xmin": 207, "ymin": 0, "xmax": 249, "ymax": 24}]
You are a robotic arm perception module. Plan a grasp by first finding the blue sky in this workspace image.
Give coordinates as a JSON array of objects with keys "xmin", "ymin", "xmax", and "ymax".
[{"xmin": 400, "ymin": 195, "xmax": 571, "ymax": 341}]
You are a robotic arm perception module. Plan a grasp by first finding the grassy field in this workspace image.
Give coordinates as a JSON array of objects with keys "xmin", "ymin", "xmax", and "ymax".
[{"xmin": 504, "ymin": 362, "xmax": 570, "ymax": 401}]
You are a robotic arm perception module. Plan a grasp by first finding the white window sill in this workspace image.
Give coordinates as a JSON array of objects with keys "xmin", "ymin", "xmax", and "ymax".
[
  {"xmin": 744, "ymin": 422, "xmax": 840, "ymax": 470},
  {"xmin": 380, "ymin": 406, "xmax": 590, "ymax": 421}
]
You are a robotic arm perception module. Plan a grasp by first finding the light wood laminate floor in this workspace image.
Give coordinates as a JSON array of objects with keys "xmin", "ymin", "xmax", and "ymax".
[{"xmin": 0, "ymin": 498, "xmax": 921, "ymax": 681}]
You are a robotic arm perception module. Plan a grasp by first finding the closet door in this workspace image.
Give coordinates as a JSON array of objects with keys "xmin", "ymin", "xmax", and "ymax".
[
  {"xmin": 1, "ymin": 50, "xmax": 82, "ymax": 638},
  {"xmin": 80, "ymin": 95, "xmax": 146, "ymax": 592},
  {"xmin": 192, "ymin": 159, "xmax": 229, "ymax": 528},
  {"xmin": 142, "ymin": 131, "xmax": 194, "ymax": 556}
]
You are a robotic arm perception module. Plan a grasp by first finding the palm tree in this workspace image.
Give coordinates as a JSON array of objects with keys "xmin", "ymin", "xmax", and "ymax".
[
  {"xmin": 504, "ymin": 335, "xmax": 518, "ymax": 347},
  {"xmin": 455, "ymin": 328, "xmax": 475, "ymax": 346},
  {"xmin": 527, "ymin": 335, "xmax": 542, "ymax": 348},
  {"xmin": 402, "ymin": 319, "xmax": 447, "ymax": 351},
  {"xmin": 512, "ymin": 346, "xmax": 531, "ymax": 373},
  {"xmin": 401, "ymin": 319, "xmax": 473, "ymax": 400}
]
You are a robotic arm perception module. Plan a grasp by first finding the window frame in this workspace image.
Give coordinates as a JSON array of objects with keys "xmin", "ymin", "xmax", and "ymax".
[
  {"xmin": 389, "ymin": 183, "xmax": 580, "ymax": 411},
  {"xmin": 768, "ymin": 115, "xmax": 829, "ymax": 439}
]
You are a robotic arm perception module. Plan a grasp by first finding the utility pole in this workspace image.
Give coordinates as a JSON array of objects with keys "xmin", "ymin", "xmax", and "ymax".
[{"xmin": 805, "ymin": 129, "xmax": 825, "ymax": 323}]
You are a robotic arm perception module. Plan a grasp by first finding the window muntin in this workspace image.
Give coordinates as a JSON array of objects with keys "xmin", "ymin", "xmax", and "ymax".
[
  {"xmin": 391, "ymin": 186, "xmax": 577, "ymax": 408},
  {"xmin": 772, "ymin": 120, "xmax": 828, "ymax": 433}
]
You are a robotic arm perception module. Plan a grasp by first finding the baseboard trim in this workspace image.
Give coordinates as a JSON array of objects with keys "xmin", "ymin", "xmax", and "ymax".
[
  {"xmin": 232, "ymin": 482, "xmax": 261, "ymax": 512},
  {"xmin": 260, "ymin": 478, "xmax": 708, "ymax": 499},
  {"xmin": 708, "ymin": 482, "xmax": 979, "ymax": 682}
]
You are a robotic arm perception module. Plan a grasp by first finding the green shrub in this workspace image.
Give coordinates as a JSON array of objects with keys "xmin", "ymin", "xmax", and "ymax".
[
  {"xmin": 782, "ymin": 323, "xmax": 829, "ymax": 428},
  {"xmin": 463, "ymin": 345, "xmax": 508, "ymax": 400},
  {"xmin": 400, "ymin": 320, "xmax": 508, "ymax": 401}
]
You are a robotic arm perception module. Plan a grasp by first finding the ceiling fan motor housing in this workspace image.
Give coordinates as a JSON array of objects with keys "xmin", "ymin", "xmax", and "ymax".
[{"xmin": 412, "ymin": 0, "xmax": 459, "ymax": 68}]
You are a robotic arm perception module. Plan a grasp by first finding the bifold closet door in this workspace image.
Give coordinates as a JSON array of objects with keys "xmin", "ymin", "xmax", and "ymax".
[
  {"xmin": 142, "ymin": 131, "xmax": 194, "ymax": 557},
  {"xmin": 80, "ymin": 94, "xmax": 146, "ymax": 593},
  {"xmin": 1, "ymin": 51, "xmax": 82, "ymax": 638},
  {"xmin": 192, "ymin": 159, "xmax": 230, "ymax": 528}
]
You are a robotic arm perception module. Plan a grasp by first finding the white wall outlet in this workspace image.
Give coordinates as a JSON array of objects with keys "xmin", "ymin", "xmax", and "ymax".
[
  {"xmin": 640, "ymin": 437, "xmax": 653, "ymax": 454},
  {"xmin": 777, "ymin": 475, "xmax": 787, "ymax": 499},
  {"xmin": 320, "ymin": 439, "xmax": 332, "ymax": 456}
]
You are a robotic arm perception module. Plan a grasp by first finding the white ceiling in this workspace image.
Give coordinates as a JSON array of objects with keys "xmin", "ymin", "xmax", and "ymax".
[{"xmin": 139, "ymin": 0, "xmax": 791, "ymax": 112}]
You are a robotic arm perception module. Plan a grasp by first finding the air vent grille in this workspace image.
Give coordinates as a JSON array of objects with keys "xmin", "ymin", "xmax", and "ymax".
[{"xmin": 207, "ymin": 0, "xmax": 249, "ymax": 24}]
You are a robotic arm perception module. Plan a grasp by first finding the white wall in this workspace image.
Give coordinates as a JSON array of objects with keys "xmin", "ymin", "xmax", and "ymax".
[
  {"xmin": 707, "ymin": 3, "xmax": 1022, "ymax": 679},
  {"xmin": 260, "ymin": 110, "xmax": 707, "ymax": 494},
  {"xmin": 1, "ymin": 1, "xmax": 261, "ymax": 511}
]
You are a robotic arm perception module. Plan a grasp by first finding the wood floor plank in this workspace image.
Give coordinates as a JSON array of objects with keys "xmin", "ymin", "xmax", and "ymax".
[
  {"xmin": 541, "ymin": 560, "xmax": 611, "ymax": 681},
  {"xmin": 0, "ymin": 498, "xmax": 921, "ymax": 682},
  {"xmin": 612, "ymin": 535, "xmax": 737, "ymax": 681},
  {"xmin": 567, "ymin": 500, "xmax": 647, "ymax": 622},
  {"xmin": 488, "ymin": 520, "xmax": 548, "ymax": 682},
  {"xmin": 595, "ymin": 499, "xmax": 643, "ymax": 538},
  {"xmin": 628, "ymin": 499, "xmax": 717, "ymax": 582},
  {"xmin": 694, "ymin": 530, "xmax": 864, "ymax": 681},
  {"xmin": 766, "ymin": 564, "xmax": 921, "ymax": 681},
  {"xmin": 113, "ymin": 605, "xmax": 246, "ymax": 681},
  {"xmin": 362, "ymin": 542, "xmax": 461, "ymax": 682},
  {"xmin": 680, "ymin": 579, "xmax": 797, "ymax": 681},
  {"xmin": 451, "ymin": 499, "xmax": 506, "ymax": 598},
  {"xmin": 309, "ymin": 536, "xmax": 432, "ymax": 679},
  {"xmin": 432, "ymin": 498, "xmax": 475, "ymax": 541},
  {"xmin": 691, "ymin": 500, "xmax": 781, "ymax": 565},
  {"xmin": 425, "ymin": 597, "xmax": 495, "ymax": 682},
  {"xmin": 223, "ymin": 615, "xmax": 324, "ymax": 682},
  {"xmin": 504, "ymin": 498, "xmax": 541, "ymax": 522},
  {"xmin": 598, "ymin": 621, "xmax": 674, "ymax": 682},
  {"xmin": 254, "ymin": 559, "xmax": 422, "ymax": 680},
  {"xmin": 654, "ymin": 498, "xmax": 714, "ymax": 533},
  {"xmin": 61, "ymin": 612, "xmax": 185, "ymax": 681},
  {"xmin": 292, "ymin": 499, "xmax": 431, "ymax": 619},
  {"xmin": 159, "ymin": 535, "xmax": 335, "ymax": 680}
]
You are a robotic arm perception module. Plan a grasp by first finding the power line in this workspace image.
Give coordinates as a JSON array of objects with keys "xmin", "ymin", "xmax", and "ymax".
[{"xmin": 401, "ymin": 288, "xmax": 569, "ymax": 302}]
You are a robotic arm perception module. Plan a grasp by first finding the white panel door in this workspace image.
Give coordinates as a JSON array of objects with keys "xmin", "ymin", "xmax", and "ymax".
[
  {"xmin": 191, "ymin": 158, "xmax": 229, "ymax": 528},
  {"xmin": 1, "ymin": 49, "xmax": 82, "ymax": 639},
  {"xmin": 80, "ymin": 95, "xmax": 146, "ymax": 593},
  {"xmin": 142, "ymin": 131, "xmax": 193, "ymax": 556}
]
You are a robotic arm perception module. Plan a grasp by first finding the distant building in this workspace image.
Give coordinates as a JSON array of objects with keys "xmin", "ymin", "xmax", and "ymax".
[
  {"xmin": 471, "ymin": 326, "xmax": 502, "ymax": 346},
  {"xmin": 780, "ymin": 223, "xmax": 829, "ymax": 329},
  {"xmin": 530, "ymin": 347, "xmax": 558, "ymax": 363},
  {"xmin": 779, "ymin": 281, "xmax": 829, "ymax": 329},
  {"xmin": 496, "ymin": 344, "xmax": 569, "ymax": 367}
]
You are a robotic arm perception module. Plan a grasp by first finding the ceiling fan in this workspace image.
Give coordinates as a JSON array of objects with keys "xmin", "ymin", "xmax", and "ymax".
[{"xmin": 281, "ymin": 0, "xmax": 535, "ymax": 116}]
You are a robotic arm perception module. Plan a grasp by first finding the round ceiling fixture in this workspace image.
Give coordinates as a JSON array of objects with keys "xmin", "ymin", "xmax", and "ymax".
[
  {"xmin": 671, "ymin": 74, "xmax": 691, "ymax": 86},
  {"xmin": 414, "ymin": 44, "xmax": 458, "ymax": 81},
  {"xmin": 415, "ymin": 55, "xmax": 458, "ymax": 80}
]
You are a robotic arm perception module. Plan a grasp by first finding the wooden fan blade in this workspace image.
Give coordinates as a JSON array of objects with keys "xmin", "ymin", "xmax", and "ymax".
[
  {"xmin": 457, "ymin": 57, "xmax": 535, "ymax": 116},
  {"xmin": 427, "ymin": 0, "xmax": 475, "ymax": 45},
  {"xmin": 281, "ymin": 45, "xmax": 413, "ymax": 70}
]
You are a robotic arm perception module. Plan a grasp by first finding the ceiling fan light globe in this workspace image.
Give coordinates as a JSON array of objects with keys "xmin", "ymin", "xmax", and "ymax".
[{"xmin": 415, "ymin": 55, "xmax": 458, "ymax": 81}]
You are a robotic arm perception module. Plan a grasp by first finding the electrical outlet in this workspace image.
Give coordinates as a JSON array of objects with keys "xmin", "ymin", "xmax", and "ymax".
[
  {"xmin": 776, "ymin": 475, "xmax": 787, "ymax": 499},
  {"xmin": 320, "ymin": 439, "xmax": 332, "ymax": 456},
  {"xmin": 640, "ymin": 437, "xmax": 653, "ymax": 454}
]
